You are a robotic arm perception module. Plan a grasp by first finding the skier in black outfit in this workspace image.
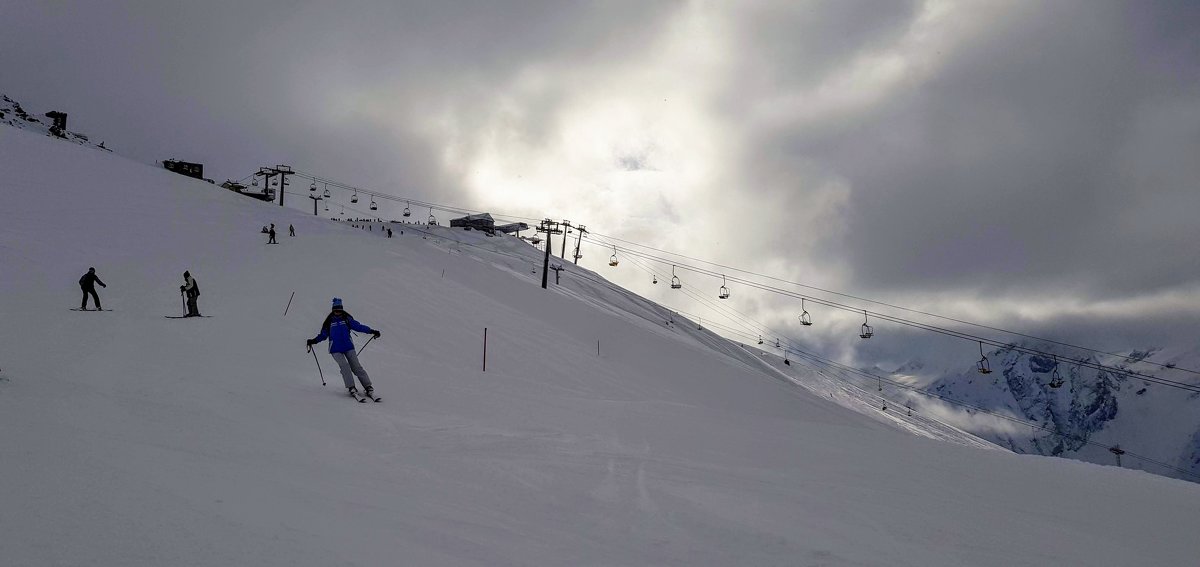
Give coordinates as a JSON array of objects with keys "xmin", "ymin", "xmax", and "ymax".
[
  {"xmin": 78, "ymin": 267, "xmax": 106, "ymax": 310},
  {"xmin": 288, "ymin": 224, "xmax": 295, "ymax": 237},
  {"xmin": 268, "ymin": 223, "xmax": 277, "ymax": 244},
  {"xmin": 179, "ymin": 270, "xmax": 201, "ymax": 317}
]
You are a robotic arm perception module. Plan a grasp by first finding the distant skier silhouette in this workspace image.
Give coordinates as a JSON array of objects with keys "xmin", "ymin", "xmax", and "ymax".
[
  {"xmin": 179, "ymin": 270, "xmax": 201, "ymax": 317},
  {"xmin": 288, "ymin": 224, "xmax": 295, "ymax": 237},
  {"xmin": 268, "ymin": 224, "xmax": 277, "ymax": 244},
  {"xmin": 78, "ymin": 267, "xmax": 106, "ymax": 310}
]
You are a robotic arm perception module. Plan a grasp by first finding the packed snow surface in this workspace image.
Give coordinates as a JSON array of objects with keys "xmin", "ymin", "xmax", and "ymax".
[{"xmin": 2, "ymin": 125, "xmax": 1199, "ymax": 566}]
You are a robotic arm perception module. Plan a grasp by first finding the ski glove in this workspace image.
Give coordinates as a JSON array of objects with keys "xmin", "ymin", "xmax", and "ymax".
[
  {"xmin": 372, "ymin": 330, "xmax": 381, "ymax": 339},
  {"xmin": 306, "ymin": 339, "xmax": 315, "ymax": 346}
]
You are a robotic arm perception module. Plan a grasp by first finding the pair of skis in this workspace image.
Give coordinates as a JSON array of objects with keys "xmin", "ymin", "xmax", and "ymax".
[{"xmin": 349, "ymin": 390, "xmax": 382, "ymax": 403}]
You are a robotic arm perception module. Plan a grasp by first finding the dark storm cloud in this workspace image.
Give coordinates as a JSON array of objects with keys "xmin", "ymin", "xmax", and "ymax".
[
  {"xmin": 752, "ymin": 1, "xmax": 1200, "ymax": 302},
  {"xmin": 0, "ymin": 0, "xmax": 677, "ymax": 197}
]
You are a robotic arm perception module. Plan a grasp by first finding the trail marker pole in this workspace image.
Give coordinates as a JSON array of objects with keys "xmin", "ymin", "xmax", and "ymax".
[
  {"xmin": 283, "ymin": 291, "xmax": 295, "ymax": 316},
  {"xmin": 483, "ymin": 327, "xmax": 488, "ymax": 372}
]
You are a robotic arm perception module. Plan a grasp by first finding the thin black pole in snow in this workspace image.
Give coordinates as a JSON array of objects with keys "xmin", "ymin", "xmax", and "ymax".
[
  {"xmin": 597, "ymin": 340, "xmax": 600, "ymax": 357},
  {"xmin": 180, "ymin": 292, "xmax": 186, "ymax": 316},
  {"xmin": 483, "ymin": 327, "xmax": 488, "ymax": 372},
  {"xmin": 283, "ymin": 291, "xmax": 295, "ymax": 317},
  {"xmin": 309, "ymin": 345, "xmax": 325, "ymax": 386}
]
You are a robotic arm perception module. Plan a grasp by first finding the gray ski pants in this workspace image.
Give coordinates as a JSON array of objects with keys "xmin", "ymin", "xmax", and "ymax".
[{"xmin": 331, "ymin": 350, "xmax": 372, "ymax": 390}]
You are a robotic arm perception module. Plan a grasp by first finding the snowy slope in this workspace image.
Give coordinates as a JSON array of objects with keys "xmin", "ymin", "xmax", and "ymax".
[{"xmin": 2, "ymin": 124, "xmax": 1200, "ymax": 566}]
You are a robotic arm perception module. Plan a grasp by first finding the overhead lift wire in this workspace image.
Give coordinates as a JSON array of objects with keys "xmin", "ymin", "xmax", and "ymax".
[
  {"xmin": 586, "ymin": 231, "xmax": 1199, "ymax": 377},
  {"xmin": 281, "ymin": 167, "xmax": 1196, "ymax": 378},
  {"xmin": 582, "ymin": 237, "xmax": 1200, "ymax": 394},
  {"xmin": 281, "ymin": 169, "xmax": 1200, "ymax": 390}
]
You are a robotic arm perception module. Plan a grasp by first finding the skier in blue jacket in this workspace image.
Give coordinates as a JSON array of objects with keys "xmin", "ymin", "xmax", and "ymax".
[{"xmin": 306, "ymin": 297, "xmax": 380, "ymax": 398}]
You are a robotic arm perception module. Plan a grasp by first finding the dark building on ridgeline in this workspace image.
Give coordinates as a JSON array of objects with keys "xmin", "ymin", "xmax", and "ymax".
[
  {"xmin": 450, "ymin": 213, "xmax": 496, "ymax": 233},
  {"xmin": 163, "ymin": 159, "xmax": 204, "ymax": 180}
]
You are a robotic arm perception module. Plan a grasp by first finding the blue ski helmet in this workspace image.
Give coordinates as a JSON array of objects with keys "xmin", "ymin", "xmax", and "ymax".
[{"xmin": 332, "ymin": 297, "xmax": 343, "ymax": 309}]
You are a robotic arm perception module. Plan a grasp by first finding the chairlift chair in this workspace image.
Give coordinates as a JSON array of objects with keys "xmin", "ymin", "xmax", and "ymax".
[
  {"xmin": 351, "ymin": 189, "xmax": 358, "ymax": 204},
  {"xmin": 1049, "ymin": 356, "xmax": 1065, "ymax": 389},
  {"xmin": 608, "ymin": 246, "xmax": 619, "ymax": 267},
  {"xmin": 324, "ymin": 199, "xmax": 329, "ymax": 212},
  {"xmin": 309, "ymin": 181, "xmax": 317, "ymax": 192},
  {"xmin": 799, "ymin": 298, "xmax": 813, "ymax": 326},
  {"xmin": 976, "ymin": 341, "xmax": 992, "ymax": 374},
  {"xmin": 251, "ymin": 179, "xmax": 259, "ymax": 187},
  {"xmin": 859, "ymin": 310, "xmax": 874, "ymax": 339},
  {"xmin": 718, "ymin": 275, "xmax": 730, "ymax": 299},
  {"xmin": 652, "ymin": 275, "xmax": 658, "ymax": 284},
  {"xmin": 775, "ymin": 338, "xmax": 781, "ymax": 348},
  {"xmin": 427, "ymin": 208, "xmax": 437, "ymax": 226},
  {"xmin": 670, "ymin": 266, "xmax": 681, "ymax": 289},
  {"xmin": 403, "ymin": 202, "xmax": 411, "ymax": 217},
  {"xmin": 758, "ymin": 336, "xmax": 764, "ymax": 345},
  {"xmin": 323, "ymin": 187, "xmax": 331, "ymax": 198},
  {"xmin": 370, "ymin": 198, "xmax": 378, "ymax": 211}
]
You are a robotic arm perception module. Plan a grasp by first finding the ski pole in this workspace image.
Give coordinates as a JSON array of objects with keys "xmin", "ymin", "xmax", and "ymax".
[
  {"xmin": 357, "ymin": 336, "xmax": 375, "ymax": 356},
  {"xmin": 180, "ymin": 292, "xmax": 186, "ymax": 316},
  {"xmin": 309, "ymin": 345, "xmax": 325, "ymax": 386},
  {"xmin": 283, "ymin": 291, "xmax": 295, "ymax": 317}
]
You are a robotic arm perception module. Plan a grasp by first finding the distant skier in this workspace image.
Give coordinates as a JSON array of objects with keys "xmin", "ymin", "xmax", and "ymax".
[
  {"xmin": 268, "ymin": 223, "xmax": 277, "ymax": 244},
  {"xmin": 387, "ymin": 228, "xmax": 393, "ymax": 238},
  {"xmin": 78, "ymin": 267, "xmax": 106, "ymax": 310},
  {"xmin": 179, "ymin": 270, "xmax": 201, "ymax": 317},
  {"xmin": 288, "ymin": 224, "xmax": 295, "ymax": 237},
  {"xmin": 306, "ymin": 297, "xmax": 380, "ymax": 400}
]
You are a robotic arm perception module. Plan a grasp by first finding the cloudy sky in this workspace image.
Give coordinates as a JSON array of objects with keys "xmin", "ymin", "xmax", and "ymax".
[{"xmin": 3, "ymin": 0, "xmax": 1198, "ymax": 369}]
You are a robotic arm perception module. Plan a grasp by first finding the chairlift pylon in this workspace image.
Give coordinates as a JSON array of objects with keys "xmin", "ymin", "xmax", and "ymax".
[
  {"xmin": 976, "ymin": 341, "xmax": 992, "ymax": 374},
  {"xmin": 670, "ymin": 266, "xmax": 681, "ymax": 289},
  {"xmin": 859, "ymin": 310, "xmax": 874, "ymax": 339},
  {"xmin": 608, "ymin": 246, "xmax": 619, "ymax": 267},
  {"xmin": 718, "ymin": 275, "xmax": 730, "ymax": 300},
  {"xmin": 799, "ymin": 298, "xmax": 812, "ymax": 326}
]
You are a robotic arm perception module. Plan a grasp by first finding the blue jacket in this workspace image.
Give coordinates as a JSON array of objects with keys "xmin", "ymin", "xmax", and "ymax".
[{"xmin": 311, "ymin": 311, "xmax": 375, "ymax": 354}]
